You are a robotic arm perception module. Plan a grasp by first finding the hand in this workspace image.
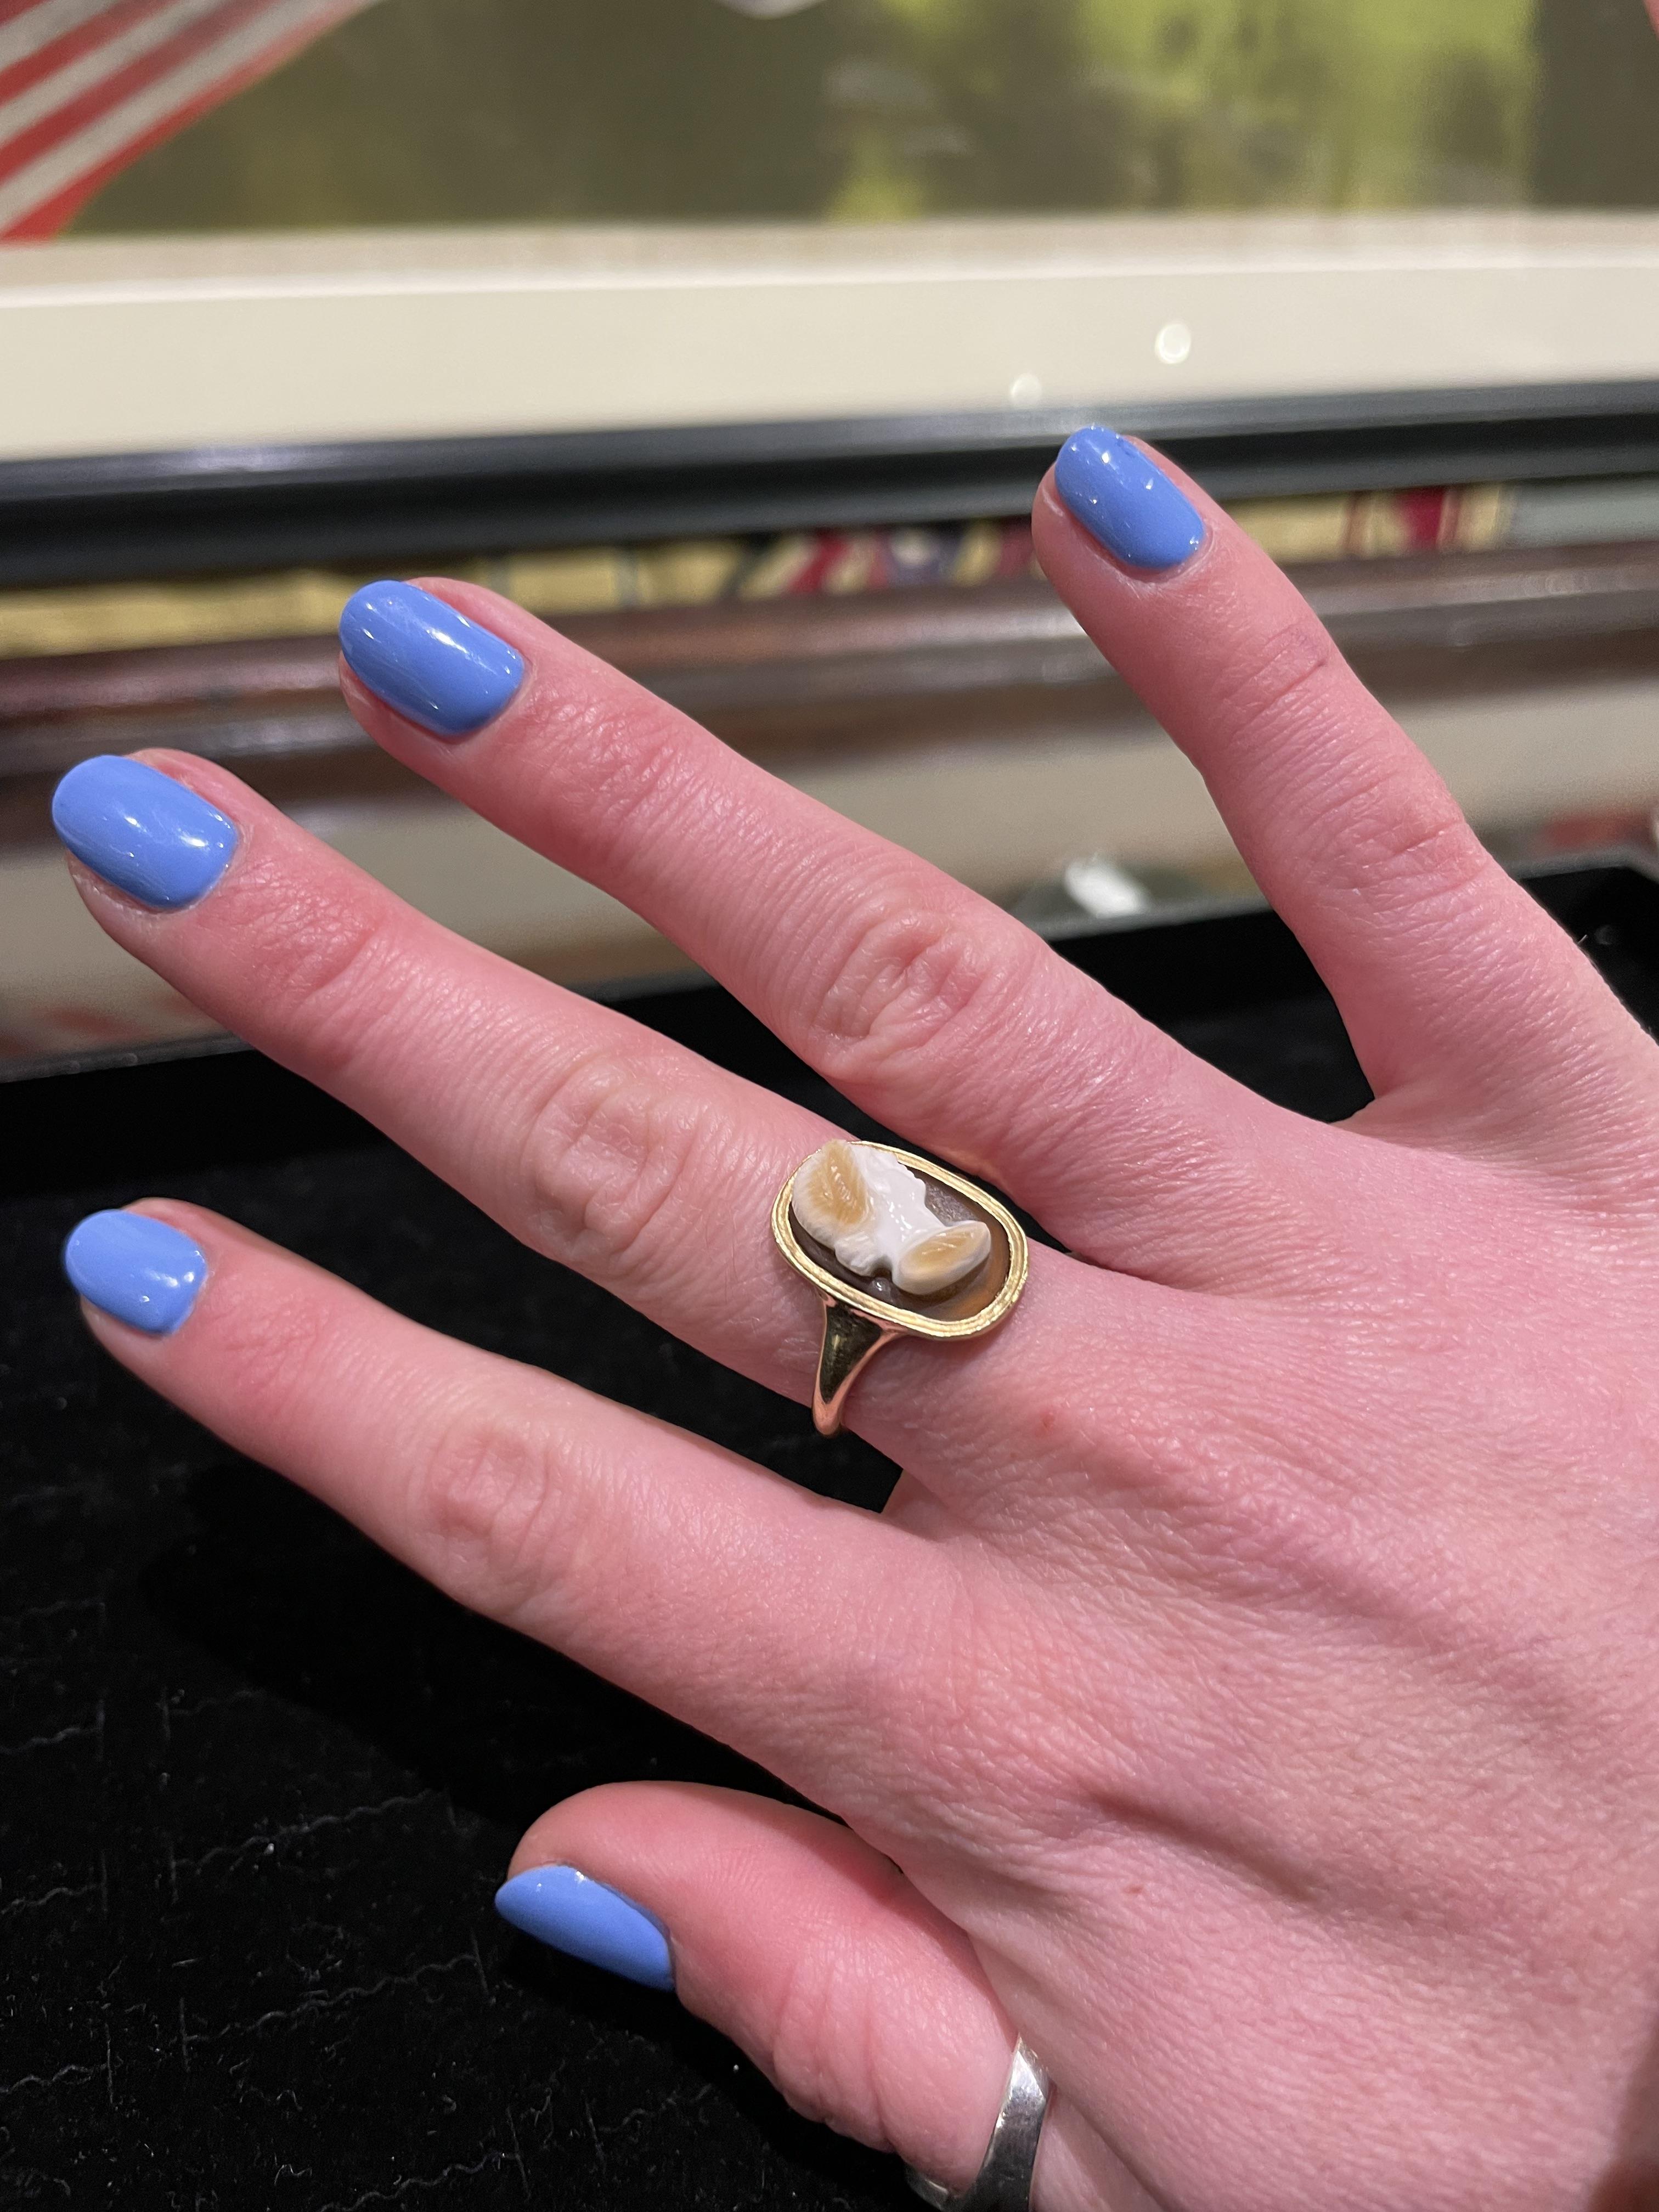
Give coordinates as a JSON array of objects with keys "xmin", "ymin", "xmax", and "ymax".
[{"xmin": 52, "ymin": 430, "xmax": 1659, "ymax": 2211}]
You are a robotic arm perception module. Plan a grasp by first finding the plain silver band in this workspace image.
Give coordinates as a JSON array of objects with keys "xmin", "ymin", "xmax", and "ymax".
[{"xmin": 904, "ymin": 2039, "xmax": 1051, "ymax": 2212}]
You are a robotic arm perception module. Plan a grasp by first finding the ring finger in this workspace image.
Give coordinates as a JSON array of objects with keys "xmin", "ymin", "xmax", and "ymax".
[{"xmin": 50, "ymin": 748, "xmax": 1200, "ymax": 1487}]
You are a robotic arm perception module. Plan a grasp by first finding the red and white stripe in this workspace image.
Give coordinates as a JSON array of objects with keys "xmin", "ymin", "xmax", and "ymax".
[{"xmin": 0, "ymin": 0, "xmax": 386, "ymax": 239}]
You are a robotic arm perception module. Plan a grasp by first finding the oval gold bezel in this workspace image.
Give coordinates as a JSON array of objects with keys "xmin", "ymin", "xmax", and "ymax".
[{"xmin": 772, "ymin": 1143, "xmax": 1029, "ymax": 1341}]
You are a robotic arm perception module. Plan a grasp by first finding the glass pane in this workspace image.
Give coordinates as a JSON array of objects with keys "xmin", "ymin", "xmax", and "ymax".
[{"xmin": 46, "ymin": 0, "xmax": 1659, "ymax": 241}]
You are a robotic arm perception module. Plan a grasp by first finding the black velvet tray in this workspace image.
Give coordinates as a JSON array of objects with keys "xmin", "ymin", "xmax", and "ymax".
[{"xmin": 5, "ymin": 860, "xmax": 1656, "ymax": 2210}]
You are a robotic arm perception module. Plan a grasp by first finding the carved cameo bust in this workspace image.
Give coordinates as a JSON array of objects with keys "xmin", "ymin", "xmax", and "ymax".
[
  {"xmin": 774, "ymin": 1138, "xmax": 1030, "ymax": 1433},
  {"xmin": 789, "ymin": 1141, "xmax": 993, "ymax": 1300}
]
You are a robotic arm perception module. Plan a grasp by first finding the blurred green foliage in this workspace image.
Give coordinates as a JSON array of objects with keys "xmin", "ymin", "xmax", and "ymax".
[
  {"xmin": 834, "ymin": 0, "xmax": 1533, "ymax": 216},
  {"xmin": 67, "ymin": 0, "xmax": 1652, "ymax": 236}
]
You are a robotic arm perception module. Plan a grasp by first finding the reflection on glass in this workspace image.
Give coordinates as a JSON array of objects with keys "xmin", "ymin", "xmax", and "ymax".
[{"xmin": 59, "ymin": 0, "xmax": 1659, "ymax": 237}]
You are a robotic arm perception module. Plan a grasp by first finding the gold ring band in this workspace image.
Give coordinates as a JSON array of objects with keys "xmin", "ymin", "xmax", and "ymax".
[{"xmin": 773, "ymin": 1141, "xmax": 1030, "ymax": 1436}]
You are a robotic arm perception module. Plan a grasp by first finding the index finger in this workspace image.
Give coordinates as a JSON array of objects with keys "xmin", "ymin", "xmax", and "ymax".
[{"xmin": 1031, "ymin": 432, "xmax": 1643, "ymax": 1123}]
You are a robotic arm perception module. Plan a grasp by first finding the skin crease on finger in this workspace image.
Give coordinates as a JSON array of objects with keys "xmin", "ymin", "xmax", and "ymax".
[{"xmin": 55, "ymin": 462, "xmax": 1659, "ymax": 2209}]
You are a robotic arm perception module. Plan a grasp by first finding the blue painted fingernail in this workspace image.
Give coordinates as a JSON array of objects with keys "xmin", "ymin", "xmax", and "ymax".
[
  {"xmin": 1055, "ymin": 427, "xmax": 1206, "ymax": 573},
  {"xmin": 340, "ymin": 582, "xmax": 525, "ymax": 738},
  {"xmin": 64, "ymin": 1212, "xmax": 207, "ymax": 1336},
  {"xmin": 52, "ymin": 756, "xmax": 238, "ymax": 911},
  {"xmin": 495, "ymin": 1866, "xmax": 674, "ymax": 1991}
]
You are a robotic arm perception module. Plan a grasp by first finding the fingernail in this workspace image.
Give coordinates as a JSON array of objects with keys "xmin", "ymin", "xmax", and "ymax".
[
  {"xmin": 495, "ymin": 1866, "xmax": 674, "ymax": 1991},
  {"xmin": 64, "ymin": 1211, "xmax": 207, "ymax": 1335},
  {"xmin": 52, "ymin": 756, "xmax": 238, "ymax": 911},
  {"xmin": 1055, "ymin": 427, "xmax": 1206, "ymax": 573},
  {"xmin": 340, "ymin": 582, "xmax": 525, "ymax": 738}
]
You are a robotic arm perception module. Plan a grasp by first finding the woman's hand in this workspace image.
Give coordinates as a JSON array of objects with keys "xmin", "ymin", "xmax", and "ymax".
[{"xmin": 52, "ymin": 433, "xmax": 1659, "ymax": 2211}]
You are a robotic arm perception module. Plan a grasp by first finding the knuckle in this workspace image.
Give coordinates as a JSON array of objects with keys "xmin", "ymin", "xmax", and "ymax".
[
  {"xmin": 764, "ymin": 1927, "xmax": 889, "ymax": 2139},
  {"xmin": 1219, "ymin": 611, "xmax": 1492, "ymax": 913},
  {"xmin": 1220, "ymin": 608, "xmax": 1345, "ymax": 737},
  {"xmin": 232, "ymin": 871, "xmax": 410, "ymax": 1087},
  {"xmin": 205, "ymin": 1268, "xmax": 340, "ymax": 1419},
  {"xmin": 800, "ymin": 902, "xmax": 1029, "ymax": 1093},
  {"xmin": 1331, "ymin": 774, "xmax": 1488, "ymax": 912},
  {"xmin": 517, "ymin": 1049, "xmax": 709, "ymax": 1286},
  {"xmin": 539, "ymin": 692, "xmax": 693, "ymax": 874},
  {"xmin": 411, "ymin": 1396, "xmax": 575, "ymax": 1622}
]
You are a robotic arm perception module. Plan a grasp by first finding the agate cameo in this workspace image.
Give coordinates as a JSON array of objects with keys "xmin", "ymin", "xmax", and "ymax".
[
  {"xmin": 790, "ymin": 1140, "xmax": 992, "ymax": 1299},
  {"xmin": 773, "ymin": 1139, "xmax": 1029, "ymax": 1434},
  {"xmin": 775, "ymin": 1139, "xmax": 1026, "ymax": 1328}
]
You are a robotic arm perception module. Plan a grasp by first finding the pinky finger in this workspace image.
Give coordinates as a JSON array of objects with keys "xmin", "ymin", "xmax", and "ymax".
[
  {"xmin": 63, "ymin": 1202, "xmax": 921, "ymax": 1820},
  {"xmin": 499, "ymin": 1782, "xmax": 1144, "ymax": 2211}
]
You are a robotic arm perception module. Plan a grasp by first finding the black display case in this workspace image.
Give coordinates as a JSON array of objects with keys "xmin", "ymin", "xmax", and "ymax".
[{"xmin": 4, "ymin": 858, "xmax": 1657, "ymax": 2208}]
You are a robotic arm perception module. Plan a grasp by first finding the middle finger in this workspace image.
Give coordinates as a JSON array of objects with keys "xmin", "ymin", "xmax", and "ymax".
[{"xmin": 337, "ymin": 578, "xmax": 1322, "ymax": 1284}]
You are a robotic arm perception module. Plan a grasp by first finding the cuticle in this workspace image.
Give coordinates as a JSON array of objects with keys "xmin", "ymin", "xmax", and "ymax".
[
  {"xmin": 540, "ymin": 1863, "xmax": 668, "ymax": 1934},
  {"xmin": 1141, "ymin": 533, "xmax": 1214, "ymax": 585}
]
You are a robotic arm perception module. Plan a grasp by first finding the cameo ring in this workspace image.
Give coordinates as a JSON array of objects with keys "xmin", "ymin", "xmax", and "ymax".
[
  {"xmin": 774, "ymin": 1141, "xmax": 1029, "ymax": 1435},
  {"xmin": 905, "ymin": 2038, "xmax": 1051, "ymax": 2211}
]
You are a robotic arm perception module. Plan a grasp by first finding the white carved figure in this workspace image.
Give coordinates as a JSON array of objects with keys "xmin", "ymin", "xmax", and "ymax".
[{"xmin": 791, "ymin": 1141, "xmax": 993, "ymax": 1299}]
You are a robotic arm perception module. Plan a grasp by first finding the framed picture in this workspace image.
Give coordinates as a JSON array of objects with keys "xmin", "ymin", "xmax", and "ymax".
[{"xmin": 2, "ymin": 0, "xmax": 1657, "ymax": 460}]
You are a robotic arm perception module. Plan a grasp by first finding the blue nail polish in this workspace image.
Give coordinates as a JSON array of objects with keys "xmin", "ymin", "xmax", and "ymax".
[
  {"xmin": 495, "ymin": 1866, "xmax": 674, "ymax": 1991},
  {"xmin": 52, "ymin": 756, "xmax": 238, "ymax": 911},
  {"xmin": 64, "ymin": 1212, "xmax": 207, "ymax": 1336},
  {"xmin": 340, "ymin": 582, "xmax": 525, "ymax": 738},
  {"xmin": 1055, "ymin": 427, "xmax": 1206, "ymax": 573}
]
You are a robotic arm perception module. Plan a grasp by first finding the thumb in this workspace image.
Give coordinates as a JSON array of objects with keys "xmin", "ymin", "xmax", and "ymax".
[{"xmin": 493, "ymin": 1781, "xmax": 1128, "ymax": 2209}]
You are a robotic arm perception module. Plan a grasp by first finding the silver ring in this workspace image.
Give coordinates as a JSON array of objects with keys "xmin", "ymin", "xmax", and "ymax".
[{"xmin": 904, "ymin": 2038, "xmax": 1051, "ymax": 2211}]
